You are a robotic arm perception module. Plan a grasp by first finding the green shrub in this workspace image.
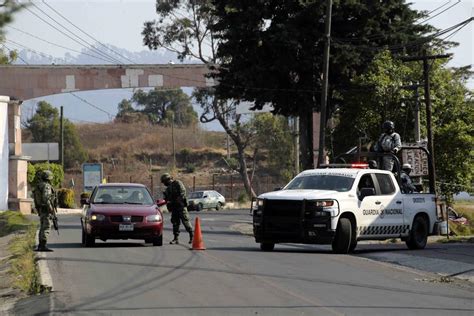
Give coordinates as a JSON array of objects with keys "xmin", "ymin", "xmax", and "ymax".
[
  {"xmin": 28, "ymin": 162, "xmax": 64, "ymax": 189},
  {"xmin": 185, "ymin": 163, "xmax": 196, "ymax": 173},
  {"xmin": 238, "ymin": 192, "xmax": 248, "ymax": 204},
  {"xmin": 57, "ymin": 188, "xmax": 75, "ymax": 208}
]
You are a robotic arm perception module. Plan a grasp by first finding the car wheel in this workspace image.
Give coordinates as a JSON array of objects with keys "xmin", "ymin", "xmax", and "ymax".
[
  {"xmin": 197, "ymin": 203, "xmax": 203, "ymax": 212},
  {"xmin": 332, "ymin": 218, "xmax": 352, "ymax": 254},
  {"xmin": 406, "ymin": 215, "xmax": 428, "ymax": 250},
  {"xmin": 216, "ymin": 202, "xmax": 222, "ymax": 211},
  {"xmin": 83, "ymin": 229, "xmax": 95, "ymax": 247},
  {"xmin": 260, "ymin": 242, "xmax": 275, "ymax": 251},
  {"xmin": 152, "ymin": 235, "xmax": 163, "ymax": 246}
]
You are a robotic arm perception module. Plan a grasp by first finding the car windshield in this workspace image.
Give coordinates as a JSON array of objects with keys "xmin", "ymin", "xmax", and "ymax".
[
  {"xmin": 284, "ymin": 174, "xmax": 355, "ymax": 192},
  {"xmin": 92, "ymin": 186, "xmax": 154, "ymax": 205},
  {"xmin": 189, "ymin": 192, "xmax": 204, "ymax": 199}
]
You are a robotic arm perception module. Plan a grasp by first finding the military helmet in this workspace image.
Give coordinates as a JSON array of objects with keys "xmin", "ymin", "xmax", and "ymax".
[
  {"xmin": 382, "ymin": 120, "xmax": 395, "ymax": 131},
  {"xmin": 160, "ymin": 173, "xmax": 172, "ymax": 183},
  {"xmin": 42, "ymin": 170, "xmax": 53, "ymax": 181},
  {"xmin": 402, "ymin": 163, "xmax": 412, "ymax": 171}
]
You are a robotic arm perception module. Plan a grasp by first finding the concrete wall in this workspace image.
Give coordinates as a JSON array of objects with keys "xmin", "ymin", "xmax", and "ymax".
[{"xmin": 0, "ymin": 96, "xmax": 9, "ymax": 210}]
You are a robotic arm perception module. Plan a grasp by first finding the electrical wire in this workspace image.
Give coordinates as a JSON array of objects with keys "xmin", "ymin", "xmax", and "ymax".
[
  {"xmin": 416, "ymin": 0, "xmax": 461, "ymax": 25},
  {"xmin": 24, "ymin": 3, "xmax": 120, "ymax": 64},
  {"xmin": 6, "ymin": 25, "xmax": 114, "ymax": 63},
  {"xmin": 41, "ymin": 0, "xmax": 134, "ymax": 64}
]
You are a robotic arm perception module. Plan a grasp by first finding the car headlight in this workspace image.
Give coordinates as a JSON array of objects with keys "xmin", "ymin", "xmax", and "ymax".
[
  {"xmin": 146, "ymin": 214, "xmax": 162, "ymax": 222},
  {"xmin": 91, "ymin": 214, "xmax": 105, "ymax": 221}
]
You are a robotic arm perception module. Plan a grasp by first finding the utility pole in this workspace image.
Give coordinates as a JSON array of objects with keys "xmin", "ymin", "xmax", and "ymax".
[
  {"xmin": 60, "ymin": 106, "xmax": 64, "ymax": 169},
  {"xmin": 171, "ymin": 113, "xmax": 176, "ymax": 170},
  {"xmin": 402, "ymin": 50, "xmax": 451, "ymax": 194},
  {"xmin": 317, "ymin": 0, "xmax": 332, "ymax": 167},
  {"xmin": 401, "ymin": 83, "xmax": 422, "ymax": 142},
  {"xmin": 294, "ymin": 116, "xmax": 300, "ymax": 175}
]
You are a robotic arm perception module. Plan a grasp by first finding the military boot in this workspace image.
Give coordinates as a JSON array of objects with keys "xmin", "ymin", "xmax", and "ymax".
[
  {"xmin": 169, "ymin": 236, "xmax": 179, "ymax": 245},
  {"xmin": 36, "ymin": 245, "xmax": 54, "ymax": 252},
  {"xmin": 188, "ymin": 232, "xmax": 194, "ymax": 244}
]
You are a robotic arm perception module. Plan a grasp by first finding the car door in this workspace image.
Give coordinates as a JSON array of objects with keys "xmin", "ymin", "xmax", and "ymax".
[
  {"xmin": 356, "ymin": 173, "xmax": 382, "ymax": 235},
  {"xmin": 357, "ymin": 172, "xmax": 405, "ymax": 237}
]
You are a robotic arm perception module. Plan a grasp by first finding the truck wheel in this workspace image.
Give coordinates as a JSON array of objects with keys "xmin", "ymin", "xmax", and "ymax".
[
  {"xmin": 216, "ymin": 202, "xmax": 222, "ymax": 211},
  {"xmin": 152, "ymin": 235, "xmax": 163, "ymax": 246},
  {"xmin": 406, "ymin": 216, "xmax": 428, "ymax": 250},
  {"xmin": 197, "ymin": 203, "xmax": 203, "ymax": 212},
  {"xmin": 83, "ymin": 229, "xmax": 95, "ymax": 247},
  {"xmin": 332, "ymin": 218, "xmax": 352, "ymax": 254},
  {"xmin": 260, "ymin": 242, "xmax": 275, "ymax": 251},
  {"xmin": 349, "ymin": 239, "xmax": 358, "ymax": 252}
]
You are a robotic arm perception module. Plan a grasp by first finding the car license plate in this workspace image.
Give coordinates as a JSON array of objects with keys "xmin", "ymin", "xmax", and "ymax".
[{"xmin": 119, "ymin": 224, "xmax": 134, "ymax": 231}]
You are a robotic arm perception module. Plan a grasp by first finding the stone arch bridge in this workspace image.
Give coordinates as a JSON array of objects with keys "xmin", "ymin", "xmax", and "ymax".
[{"xmin": 0, "ymin": 64, "xmax": 212, "ymax": 100}]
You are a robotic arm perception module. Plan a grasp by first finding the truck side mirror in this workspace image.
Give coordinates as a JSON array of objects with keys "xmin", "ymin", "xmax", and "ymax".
[
  {"xmin": 360, "ymin": 188, "xmax": 376, "ymax": 199},
  {"xmin": 273, "ymin": 187, "xmax": 282, "ymax": 191},
  {"xmin": 81, "ymin": 198, "xmax": 90, "ymax": 206}
]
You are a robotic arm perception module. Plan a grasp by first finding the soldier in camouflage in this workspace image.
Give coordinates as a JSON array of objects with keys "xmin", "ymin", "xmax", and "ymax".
[
  {"xmin": 34, "ymin": 170, "xmax": 57, "ymax": 252},
  {"xmin": 374, "ymin": 121, "xmax": 402, "ymax": 172},
  {"xmin": 161, "ymin": 173, "xmax": 193, "ymax": 244}
]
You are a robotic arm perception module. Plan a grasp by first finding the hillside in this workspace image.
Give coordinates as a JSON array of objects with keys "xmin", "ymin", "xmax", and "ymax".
[{"xmin": 63, "ymin": 122, "xmax": 282, "ymax": 203}]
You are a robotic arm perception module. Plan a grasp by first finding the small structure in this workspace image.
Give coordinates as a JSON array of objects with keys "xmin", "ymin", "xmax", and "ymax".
[{"xmin": 0, "ymin": 96, "xmax": 32, "ymax": 213}]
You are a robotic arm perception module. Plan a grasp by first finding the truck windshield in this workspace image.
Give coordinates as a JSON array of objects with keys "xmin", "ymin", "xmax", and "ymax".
[{"xmin": 284, "ymin": 175, "xmax": 355, "ymax": 192}]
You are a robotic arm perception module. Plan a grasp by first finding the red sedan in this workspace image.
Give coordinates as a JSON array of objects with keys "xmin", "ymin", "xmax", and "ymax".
[{"xmin": 81, "ymin": 183, "xmax": 164, "ymax": 247}]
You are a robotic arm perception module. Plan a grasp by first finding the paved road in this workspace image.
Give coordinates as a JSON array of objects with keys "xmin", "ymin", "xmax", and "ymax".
[{"xmin": 12, "ymin": 210, "xmax": 474, "ymax": 315}]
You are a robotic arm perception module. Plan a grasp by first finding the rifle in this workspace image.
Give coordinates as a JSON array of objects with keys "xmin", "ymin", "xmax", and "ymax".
[{"xmin": 51, "ymin": 206, "xmax": 59, "ymax": 235}]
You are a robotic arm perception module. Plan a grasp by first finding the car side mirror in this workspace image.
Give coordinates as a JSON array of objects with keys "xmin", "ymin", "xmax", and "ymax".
[
  {"xmin": 156, "ymin": 199, "xmax": 167, "ymax": 207},
  {"xmin": 81, "ymin": 198, "xmax": 90, "ymax": 206},
  {"xmin": 360, "ymin": 188, "xmax": 376, "ymax": 199},
  {"xmin": 203, "ymin": 195, "xmax": 208, "ymax": 198}
]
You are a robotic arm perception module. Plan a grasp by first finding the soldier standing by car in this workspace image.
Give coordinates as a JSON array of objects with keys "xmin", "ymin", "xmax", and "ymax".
[
  {"xmin": 374, "ymin": 120, "xmax": 402, "ymax": 172},
  {"xmin": 161, "ymin": 173, "xmax": 194, "ymax": 244},
  {"xmin": 33, "ymin": 170, "xmax": 57, "ymax": 252}
]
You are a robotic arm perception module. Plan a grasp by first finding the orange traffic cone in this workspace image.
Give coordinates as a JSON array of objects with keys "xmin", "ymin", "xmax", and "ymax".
[{"xmin": 192, "ymin": 217, "xmax": 206, "ymax": 250}]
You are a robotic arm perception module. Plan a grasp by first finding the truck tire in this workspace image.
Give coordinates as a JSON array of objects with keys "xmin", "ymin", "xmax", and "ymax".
[
  {"xmin": 332, "ymin": 218, "xmax": 352, "ymax": 254},
  {"xmin": 216, "ymin": 202, "xmax": 222, "ymax": 211},
  {"xmin": 406, "ymin": 215, "xmax": 428, "ymax": 250},
  {"xmin": 197, "ymin": 203, "xmax": 203, "ymax": 212},
  {"xmin": 349, "ymin": 239, "xmax": 358, "ymax": 252},
  {"xmin": 260, "ymin": 242, "xmax": 275, "ymax": 251}
]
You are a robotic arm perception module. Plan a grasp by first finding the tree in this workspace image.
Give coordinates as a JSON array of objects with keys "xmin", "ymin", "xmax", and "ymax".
[
  {"xmin": 333, "ymin": 51, "xmax": 473, "ymax": 203},
  {"xmin": 250, "ymin": 113, "xmax": 294, "ymax": 181},
  {"xmin": 210, "ymin": 0, "xmax": 434, "ymax": 169},
  {"xmin": 26, "ymin": 101, "xmax": 88, "ymax": 169},
  {"xmin": 142, "ymin": 0, "xmax": 259, "ymax": 197},
  {"xmin": 0, "ymin": 0, "xmax": 22, "ymax": 64},
  {"xmin": 116, "ymin": 88, "xmax": 198, "ymax": 127}
]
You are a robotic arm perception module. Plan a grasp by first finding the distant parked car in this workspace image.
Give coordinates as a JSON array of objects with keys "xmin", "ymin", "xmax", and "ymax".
[
  {"xmin": 188, "ymin": 190, "xmax": 225, "ymax": 211},
  {"xmin": 81, "ymin": 183, "xmax": 165, "ymax": 247}
]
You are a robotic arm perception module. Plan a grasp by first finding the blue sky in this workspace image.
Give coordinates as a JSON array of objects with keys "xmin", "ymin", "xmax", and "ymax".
[{"xmin": 5, "ymin": 0, "xmax": 474, "ymax": 127}]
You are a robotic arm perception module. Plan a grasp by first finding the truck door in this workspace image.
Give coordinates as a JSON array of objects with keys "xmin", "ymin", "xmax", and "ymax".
[{"xmin": 357, "ymin": 173, "xmax": 405, "ymax": 237}]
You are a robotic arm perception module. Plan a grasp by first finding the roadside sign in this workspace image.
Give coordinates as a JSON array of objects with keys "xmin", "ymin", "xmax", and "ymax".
[
  {"xmin": 83, "ymin": 163, "xmax": 103, "ymax": 192},
  {"xmin": 402, "ymin": 143, "xmax": 428, "ymax": 177}
]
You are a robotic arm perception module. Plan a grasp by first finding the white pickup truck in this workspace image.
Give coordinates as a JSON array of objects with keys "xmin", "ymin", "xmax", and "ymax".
[{"xmin": 252, "ymin": 166, "xmax": 440, "ymax": 253}]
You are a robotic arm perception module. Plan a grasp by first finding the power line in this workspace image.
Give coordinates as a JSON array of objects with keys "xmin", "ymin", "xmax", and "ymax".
[
  {"xmin": 69, "ymin": 91, "xmax": 114, "ymax": 119},
  {"xmin": 416, "ymin": 0, "xmax": 461, "ymax": 25},
  {"xmin": 6, "ymin": 25, "xmax": 114, "ymax": 63},
  {"xmin": 41, "ymin": 0, "xmax": 134, "ymax": 64},
  {"xmin": 24, "ymin": 3, "xmax": 120, "ymax": 64},
  {"xmin": 2, "ymin": 44, "xmax": 29, "ymax": 64}
]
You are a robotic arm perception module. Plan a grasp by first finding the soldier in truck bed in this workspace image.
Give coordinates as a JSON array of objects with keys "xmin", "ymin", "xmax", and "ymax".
[{"xmin": 374, "ymin": 120, "xmax": 402, "ymax": 172}]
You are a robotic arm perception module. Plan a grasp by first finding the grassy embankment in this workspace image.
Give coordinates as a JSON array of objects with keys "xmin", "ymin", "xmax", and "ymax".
[
  {"xmin": 439, "ymin": 200, "xmax": 474, "ymax": 243},
  {"xmin": 0, "ymin": 211, "xmax": 43, "ymax": 294}
]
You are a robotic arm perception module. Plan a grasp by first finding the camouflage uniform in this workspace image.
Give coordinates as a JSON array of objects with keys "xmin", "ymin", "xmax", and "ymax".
[
  {"xmin": 162, "ymin": 174, "xmax": 193, "ymax": 244},
  {"xmin": 400, "ymin": 164, "xmax": 417, "ymax": 194},
  {"xmin": 374, "ymin": 121, "xmax": 402, "ymax": 172},
  {"xmin": 34, "ymin": 171, "xmax": 56, "ymax": 251}
]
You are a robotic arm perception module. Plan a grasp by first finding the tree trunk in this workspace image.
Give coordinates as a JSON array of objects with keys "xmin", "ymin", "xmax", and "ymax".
[{"xmin": 236, "ymin": 144, "xmax": 256, "ymax": 198}]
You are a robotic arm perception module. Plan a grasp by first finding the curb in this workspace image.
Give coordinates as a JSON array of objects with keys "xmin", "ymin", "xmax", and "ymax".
[{"xmin": 35, "ymin": 229, "xmax": 54, "ymax": 292}]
